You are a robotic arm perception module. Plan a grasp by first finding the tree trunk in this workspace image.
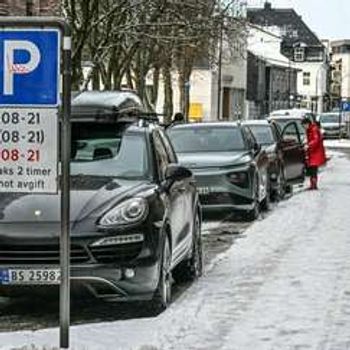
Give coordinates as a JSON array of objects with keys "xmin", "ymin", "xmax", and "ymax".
[{"xmin": 163, "ymin": 66, "xmax": 173, "ymax": 124}]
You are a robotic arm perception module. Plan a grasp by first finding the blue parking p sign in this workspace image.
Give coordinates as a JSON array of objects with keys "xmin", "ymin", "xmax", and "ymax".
[
  {"xmin": 0, "ymin": 30, "xmax": 60, "ymax": 106},
  {"xmin": 342, "ymin": 101, "xmax": 350, "ymax": 112}
]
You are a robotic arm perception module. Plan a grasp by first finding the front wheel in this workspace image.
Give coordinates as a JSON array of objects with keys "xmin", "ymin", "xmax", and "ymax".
[
  {"xmin": 272, "ymin": 166, "xmax": 286, "ymax": 202},
  {"xmin": 245, "ymin": 182, "xmax": 260, "ymax": 221},
  {"xmin": 261, "ymin": 180, "xmax": 271, "ymax": 211},
  {"xmin": 173, "ymin": 212, "xmax": 203, "ymax": 283},
  {"xmin": 150, "ymin": 236, "xmax": 172, "ymax": 313}
]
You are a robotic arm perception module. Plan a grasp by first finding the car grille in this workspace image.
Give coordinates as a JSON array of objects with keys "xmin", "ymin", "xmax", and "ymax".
[
  {"xmin": 0, "ymin": 244, "xmax": 90, "ymax": 265},
  {"xmin": 89, "ymin": 242, "xmax": 143, "ymax": 264},
  {"xmin": 200, "ymin": 192, "xmax": 251, "ymax": 206}
]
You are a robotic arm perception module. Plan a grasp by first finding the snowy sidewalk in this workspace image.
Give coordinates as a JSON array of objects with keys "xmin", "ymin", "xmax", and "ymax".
[{"xmin": 2, "ymin": 151, "xmax": 350, "ymax": 350}]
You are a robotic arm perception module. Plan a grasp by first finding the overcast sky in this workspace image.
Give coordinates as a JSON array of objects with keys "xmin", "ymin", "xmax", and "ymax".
[{"xmin": 248, "ymin": 0, "xmax": 349, "ymax": 40}]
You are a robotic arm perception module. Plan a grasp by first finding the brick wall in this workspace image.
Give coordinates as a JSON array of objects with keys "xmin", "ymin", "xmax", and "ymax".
[{"xmin": 0, "ymin": 0, "xmax": 61, "ymax": 16}]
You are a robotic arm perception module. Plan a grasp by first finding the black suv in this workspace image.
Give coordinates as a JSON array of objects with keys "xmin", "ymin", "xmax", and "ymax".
[{"xmin": 0, "ymin": 91, "xmax": 202, "ymax": 311}]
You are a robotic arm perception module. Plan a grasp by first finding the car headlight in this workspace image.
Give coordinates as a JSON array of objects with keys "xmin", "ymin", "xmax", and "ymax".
[
  {"xmin": 99, "ymin": 198, "xmax": 148, "ymax": 227},
  {"xmin": 227, "ymin": 171, "xmax": 249, "ymax": 187}
]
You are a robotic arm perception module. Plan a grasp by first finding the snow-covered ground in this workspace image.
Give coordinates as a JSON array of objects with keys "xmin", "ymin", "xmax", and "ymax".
[
  {"xmin": 2, "ymin": 151, "xmax": 350, "ymax": 350},
  {"xmin": 324, "ymin": 138, "xmax": 350, "ymax": 149}
]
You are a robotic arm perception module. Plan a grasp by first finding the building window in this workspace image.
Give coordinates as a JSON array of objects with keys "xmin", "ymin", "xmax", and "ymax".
[
  {"xmin": 303, "ymin": 72, "xmax": 311, "ymax": 86},
  {"xmin": 294, "ymin": 47, "xmax": 305, "ymax": 62}
]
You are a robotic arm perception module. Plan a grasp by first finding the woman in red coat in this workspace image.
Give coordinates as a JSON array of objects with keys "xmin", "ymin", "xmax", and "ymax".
[{"xmin": 301, "ymin": 117, "xmax": 326, "ymax": 190}]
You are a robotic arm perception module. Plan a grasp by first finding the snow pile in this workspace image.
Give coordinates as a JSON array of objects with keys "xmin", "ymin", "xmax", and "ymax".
[{"xmin": 2, "ymin": 152, "xmax": 350, "ymax": 350}]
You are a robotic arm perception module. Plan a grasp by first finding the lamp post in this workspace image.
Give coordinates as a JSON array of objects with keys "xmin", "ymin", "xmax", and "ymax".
[
  {"xmin": 315, "ymin": 64, "xmax": 324, "ymax": 115},
  {"xmin": 216, "ymin": 18, "xmax": 223, "ymax": 120}
]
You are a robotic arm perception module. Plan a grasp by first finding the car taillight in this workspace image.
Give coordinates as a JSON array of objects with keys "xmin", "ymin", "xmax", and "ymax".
[{"xmin": 227, "ymin": 172, "xmax": 249, "ymax": 187}]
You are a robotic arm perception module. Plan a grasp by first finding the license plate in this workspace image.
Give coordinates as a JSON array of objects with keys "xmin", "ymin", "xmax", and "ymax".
[{"xmin": 0, "ymin": 268, "xmax": 60, "ymax": 285}]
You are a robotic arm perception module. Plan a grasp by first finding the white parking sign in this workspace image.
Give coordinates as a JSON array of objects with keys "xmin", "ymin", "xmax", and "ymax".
[
  {"xmin": 0, "ymin": 29, "xmax": 60, "ymax": 193},
  {"xmin": 0, "ymin": 108, "xmax": 58, "ymax": 193}
]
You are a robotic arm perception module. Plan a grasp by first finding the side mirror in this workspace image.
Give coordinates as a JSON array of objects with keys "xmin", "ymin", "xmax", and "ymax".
[{"xmin": 165, "ymin": 164, "xmax": 192, "ymax": 182}]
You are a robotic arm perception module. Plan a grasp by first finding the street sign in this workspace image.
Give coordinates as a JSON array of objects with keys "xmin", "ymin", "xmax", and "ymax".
[
  {"xmin": 0, "ymin": 30, "xmax": 60, "ymax": 106},
  {"xmin": 0, "ymin": 18, "xmax": 72, "ymax": 350},
  {"xmin": 0, "ymin": 29, "xmax": 60, "ymax": 193},
  {"xmin": 0, "ymin": 108, "xmax": 58, "ymax": 193},
  {"xmin": 341, "ymin": 101, "xmax": 350, "ymax": 112}
]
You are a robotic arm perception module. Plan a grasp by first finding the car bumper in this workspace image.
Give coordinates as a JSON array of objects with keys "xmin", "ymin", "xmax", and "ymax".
[
  {"xmin": 323, "ymin": 129, "xmax": 347, "ymax": 139},
  {"xmin": 0, "ymin": 227, "xmax": 162, "ymax": 301},
  {"xmin": 198, "ymin": 191, "xmax": 254, "ymax": 212},
  {"xmin": 0, "ymin": 260, "xmax": 160, "ymax": 301},
  {"xmin": 192, "ymin": 167, "xmax": 255, "ymax": 211}
]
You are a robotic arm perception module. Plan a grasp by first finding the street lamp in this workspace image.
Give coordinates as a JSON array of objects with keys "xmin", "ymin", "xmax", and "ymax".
[
  {"xmin": 216, "ymin": 18, "xmax": 223, "ymax": 120},
  {"xmin": 315, "ymin": 64, "xmax": 326, "ymax": 115}
]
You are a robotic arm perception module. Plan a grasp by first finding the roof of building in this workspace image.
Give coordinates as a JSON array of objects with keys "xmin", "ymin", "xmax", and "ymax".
[
  {"xmin": 247, "ymin": 2, "xmax": 322, "ymax": 47},
  {"xmin": 331, "ymin": 40, "xmax": 350, "ymax": 48}
]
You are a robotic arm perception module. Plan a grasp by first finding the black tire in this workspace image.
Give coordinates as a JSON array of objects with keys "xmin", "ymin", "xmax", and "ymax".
[
  {"xmin": 260, "ymin": 175, "xmax": 272, "ymax": 211},
  {"xmin": 261, "ymin": 185, "xmax": 271, "ymax": 212},
  {"xmin": 150, "ymin": 235, "xmax": 172, "ymax": 313},
  {"xmin": 272, "ymin": 166, "xmax": 286, "ymax": 202},
  {"xmin": 285, "ymin": 184, "xmax": 293, "ymax": 195},
  {"xmin": 173, "ymin": 212, "xmax": 203, "ymax": 283},
  {"xmin": 245, "ymin": 181, "xmax": 260, "ymax": 221}
]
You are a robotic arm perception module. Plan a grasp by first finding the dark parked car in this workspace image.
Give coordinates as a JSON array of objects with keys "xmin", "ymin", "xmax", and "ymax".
[
  {"xmin": 243, "ymin": 120, "xmax": 305, "ymax": 199},
  {"xmin": 0, "ymin": 91, "xmax": 202, "ymax": 311},
  {"xmin": 167, "ymin": 122, "xmax": 270, "ymax": 220}
]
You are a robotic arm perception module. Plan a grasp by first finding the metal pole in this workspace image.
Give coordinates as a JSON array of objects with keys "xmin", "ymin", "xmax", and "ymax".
[
  {"xmin": 288, "ymin": 59, "xmax": 291, "ymax": 108},
  {"xmin": 217, "ymin": 20, "xmax": 223, "ymax": 120},
  {"xmin": 339, "ymin": 73, "xmax": 342, "ymax": 140},
  {"xmin": 339, "ymin": 103, "xmax": 342, "ymax": 140},
  {"xmin": 60, "ymin": 33, "xmax": 72, "ymax": 349}
]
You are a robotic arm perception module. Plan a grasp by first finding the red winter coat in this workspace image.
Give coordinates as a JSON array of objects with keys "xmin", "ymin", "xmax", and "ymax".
[{"xmin": 306, "ymin": 122, "xmax": 326, "ymax": 167}]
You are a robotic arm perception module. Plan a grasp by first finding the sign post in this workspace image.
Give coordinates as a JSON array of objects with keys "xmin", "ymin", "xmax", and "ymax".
[{"xmin": 0, "ymin": 18, "xmax": 71, "ymax": 348}]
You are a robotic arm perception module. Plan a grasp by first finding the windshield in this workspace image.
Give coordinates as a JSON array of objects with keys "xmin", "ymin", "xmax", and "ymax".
[
  {"xmin": 248, "ymin": 125, "xmax": 274, "ymax": 145},
  {"xmin": 319, "ymin": 114, "xmax": 341, "ymax": 124},
  {"xmin": 70, "ymin": 123, "xmax": 149, "ymax": 179},
  {"xmin": 168, "ymin": 126, "xmax": 245, "ymax": 153}
]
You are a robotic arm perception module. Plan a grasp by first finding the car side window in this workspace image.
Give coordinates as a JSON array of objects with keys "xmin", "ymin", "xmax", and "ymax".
[
  {"xmin": 270, "ymin": 124, "xmax": 280, "ymax": 142},
  {"xmin": 158, "ymin": 130, "xmax": 178, "ymax": 163},
  {"xmin": 282, "ymin": 122, "xmax": 301, "ymax": 143},
  {"xmin": 153, "ymin": 131, "xmax": 170, "ymax": 180},
  {"xmin": 243, "ymin": 127, "xmax": 256, "ymax": 149}
]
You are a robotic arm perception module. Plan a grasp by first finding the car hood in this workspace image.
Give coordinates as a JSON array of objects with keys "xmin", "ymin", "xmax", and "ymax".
[
  {"xmin": 176, "ymin": 151, "xmax": 251, "ymax": 169},
  {"xmin": 321, "ymin": 123, "xmax": 343, "ymax": 129},
  {"xmin": 0, "ymin": 176, "xmax": 150, "ymax": 224}
]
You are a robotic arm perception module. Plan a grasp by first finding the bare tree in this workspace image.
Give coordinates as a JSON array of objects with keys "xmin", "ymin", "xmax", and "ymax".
[{"xmin": 63, "ymin": 0, "xmax": 247, "ymax": 121}]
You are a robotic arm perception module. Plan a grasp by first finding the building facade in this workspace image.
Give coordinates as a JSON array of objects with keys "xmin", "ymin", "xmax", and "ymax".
[
  {"xmin": 248, "ymin": 2, "xmax": 328, "ymax": 114},
  {"xmin": 247, "ymin": 27, "xmax": 298, "ymax": 118},
  {"xmin": 0, "ymin": 0, "xmax": 60, "ymax": 16},
  {"xmin": 330, "ymin": 40, "xmax": 350, "ymax": 107}
]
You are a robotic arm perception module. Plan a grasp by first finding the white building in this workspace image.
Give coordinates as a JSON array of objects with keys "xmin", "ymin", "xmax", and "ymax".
[
  {"xmin": 331, "ymin": 40, "xmax": 350, "ymax": 102},
  {"xmin": 153, "ymin": 56, "xmax": 247, "ymax": 122},
  {"xmin": 248, "ymin": 2, "xmax": 329, "ymax": 114}
]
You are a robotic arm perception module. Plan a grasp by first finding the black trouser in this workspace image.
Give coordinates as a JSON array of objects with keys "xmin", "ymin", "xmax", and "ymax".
[{"xmin": 306, "ymin": 166, "xmax": 318, "ymax": 177}]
